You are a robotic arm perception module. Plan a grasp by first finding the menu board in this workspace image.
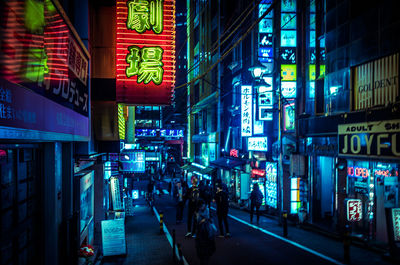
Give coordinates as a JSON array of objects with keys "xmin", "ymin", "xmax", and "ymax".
[{"xmin": 101, "ymin": 219, "xmax": 127, "ymax": 257}]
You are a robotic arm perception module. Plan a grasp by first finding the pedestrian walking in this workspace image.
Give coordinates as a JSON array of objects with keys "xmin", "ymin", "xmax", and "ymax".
[
  {"xmin": 199, "ymin": 179, "xmax": 213, "ymax": 212},
  {"xmin": 173, "ymin": 181, "xmax": 186, "ymax": 223},
  {"xmin": 214, "ymin": 180, "xmax": 230, "ymax": 238},
  {"xmin": 195, "ymin": 199, "xmax": 216, "ymax": 265},
  {"xmin": 250, "ymin": 183, "xmax": 264, "ymax": 224},
  {"xmin": 184, "ymin": 176, "xmax": 200, "ymax": 237}
]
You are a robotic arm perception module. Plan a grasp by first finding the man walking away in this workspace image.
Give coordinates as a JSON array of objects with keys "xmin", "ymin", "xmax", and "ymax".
[
  {"xmin": 184, "ymin": 176, "xmax": 200, "ymax": 237},
  {"xmin": 214, "ymin": 180, "xmax": 230, "ymax": 238},
  {"xmin": 250, "ymin": 183, "xmax": 264, "ymax": 224}
]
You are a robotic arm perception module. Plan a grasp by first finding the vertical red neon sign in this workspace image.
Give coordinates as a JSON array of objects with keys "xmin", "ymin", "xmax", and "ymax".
[{"xmin": 116, "ymin": 0, "xmax": 176, "ymax": 105}]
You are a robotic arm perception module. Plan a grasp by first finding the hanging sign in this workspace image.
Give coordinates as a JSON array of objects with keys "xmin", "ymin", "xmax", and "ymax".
[
  {"xmin": 116, "ymin": 0, "xmax": 176, "ymax": 105},
  {"xmin": 248, "ymin": 137, "xmax": 268, "ymax": 151}
]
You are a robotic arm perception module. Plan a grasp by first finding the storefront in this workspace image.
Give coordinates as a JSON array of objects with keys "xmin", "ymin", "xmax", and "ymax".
[
  {"xmin": 339, "ymin": 119, "xmax": 400, "ymax": 244},
  {"xmin": 304, "ymin": 136, "xmax": 338, "ymax": 227},
  {"xmin": 0, "ymin": 1, "xmax": 90, "ymax": 264}
]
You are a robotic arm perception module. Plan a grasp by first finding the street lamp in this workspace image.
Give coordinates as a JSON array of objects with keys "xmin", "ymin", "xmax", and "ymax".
[{"xmin": 248, "ymin": 61, "xmax": 268, "ymax": 79}]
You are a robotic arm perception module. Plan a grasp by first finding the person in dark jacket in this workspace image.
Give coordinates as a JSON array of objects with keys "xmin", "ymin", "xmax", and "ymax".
[
  {"xmin": 250, "ymin": 183, "xmax": 264, "ymax": 224},
  {"xmin": 173, "ymin": 181, "xmax": 186, "ymax": 223},
  {"xmin": 195, "ymin": 199, "xmax": 215, "ymax": 265},
  {"xmin": 184, "ymin": 176, "xmax": 200, "ymax": 237},
  {"xmin": 214, "ymin": 180, "xmax": 230, "ymax": 237},
  {"xmin": 199, "ymin": 179, "xmax": 212, "ymax": 212}
]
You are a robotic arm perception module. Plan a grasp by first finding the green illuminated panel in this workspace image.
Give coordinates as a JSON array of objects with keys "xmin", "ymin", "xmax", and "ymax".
[
  {"xmin": 118, "ymin": 104, "xmax": 126, "ymax": 140},
  {"xmin": 309, "ymin": 64, "xmax": 325, "ymax": 81},
  {"xmin": 127, "ymin": 0, "xmax": 163, "ymax": 34},
  {"xmin": 281, "ymin": 64, "xmax": 297, "ymax": 81},
  {"xmin": 126, "ymin": 46, "xmax": 164, "ymax": 85}
]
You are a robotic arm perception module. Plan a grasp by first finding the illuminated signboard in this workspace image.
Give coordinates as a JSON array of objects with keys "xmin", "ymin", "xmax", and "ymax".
[
  {"xmin": 260, "ymin": 33, "xmax": 273, "ymax": 46},
  {"xmin": 116, "ymin": 0, "xmax": 176, "ymax": 105},
  {"xmin": 230, "ymin": 149, "xmax": 239, "ymax": 158},
  {"xmin": 281, "ymin": 81, "xmax": 297, "ymax": 98},
  {"xmin": 251, "ymin": 169, "xmax": 266, "ymax": 177},
  {"xmin": 248, "ymin": 137, "xmax": 268, "ymax": 151},
  {"xmin": 283, "ymin": 102, "xmax": 295, "ymax": 131},
  {"xmin": 346, "ymin": 199, "xmax": 362, "ymax": 222},
  {"xmin": 281, "ymin": 13, "xmax": 296, "ymax": 29},
  {"xmin": 258, "ymin": 1, "xmax": 273, "ymax": 66},
  {"xmin": 309, "ymin": 64, "xmax": 326, "ymax": 80},
  {"xmin": 265, "ymin": 162, "xmax": 277, "ymax": 208},
  {"xmin": 281, "ymin": 30, "xmax": 296, "ymax": 47},
  {"xmin": 135, "ymin": 128, "xmax": 183, "ymax": 137},
  {"xmin": 0, "ymin": 0, "xmax": 89, "ymax": 116},
  {"xmin": 120, "ymin": 151, "xmax": 145, "ymax": 173},
  {"xmin": 338, "ymin": 119, "xmax": 400, "ymax": 159},
  {"xmin": 281, "ymin": 64, "xmax": 297, "ymax": 81},
  {"xmin": 160, "ymin": 129, "xmax": 184, "ymax": 137},
  {"xmin": 280, "ymin": 48, "xmax": 296, "ymax": 64},
  {"xmin": 241, "ymin": 86, "xmax": 253, "ymax": 137}
]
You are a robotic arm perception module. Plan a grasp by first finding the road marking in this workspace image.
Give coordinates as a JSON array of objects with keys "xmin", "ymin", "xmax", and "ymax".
[
  {"xmin": 154, "ymin": 207, "xmax": 190, "ymax": 265},
  {"xmin": 211, "ymin": 207, "xmax": 344, "ymax": 265}
]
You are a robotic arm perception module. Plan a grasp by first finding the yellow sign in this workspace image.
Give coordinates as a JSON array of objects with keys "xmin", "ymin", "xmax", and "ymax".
[
  {"xmin": 353, "ymin": 53, "xmax": 399, "ymax": 110},
  {"xmin": 281, "ymin": 64, "xmax": 297, "ymax": 81}
]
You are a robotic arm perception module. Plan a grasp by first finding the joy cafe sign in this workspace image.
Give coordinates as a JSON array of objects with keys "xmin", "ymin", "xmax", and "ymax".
[
  {"xmin": 346, "ymin": 199, "xmax": 362, "ymax": 222},
  {"xmin": 116, "ymin": 0, "xmax": 176, "ymax": 105},
  {"xmin": 338, "ymin": 119, "xmax": 400, "ymax": 158}
]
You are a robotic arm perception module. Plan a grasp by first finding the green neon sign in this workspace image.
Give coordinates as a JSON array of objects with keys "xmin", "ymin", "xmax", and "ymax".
[
  {"xmin": 126, "ymin": 45, "xmax": 164, "ymax": 85},
  {"xmin": 127, "ymin": 0, "xmax": 163, "ymax": 34}
]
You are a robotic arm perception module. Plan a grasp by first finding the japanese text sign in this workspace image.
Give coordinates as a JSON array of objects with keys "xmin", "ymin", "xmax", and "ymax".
[
  {"xmin": 241, "ymin": 86, "xmax": 253, "ymax": 136},
  {"xmin": 248, "ymin": 137, "xmax": 268, "ymax": 151},
  {"xmin": 116, "ymin": 0, "xmax": 176, "ymax": 105},
  {"xmin": 346, "ymin": 199, "xmax": 362, "ymax": 222}
]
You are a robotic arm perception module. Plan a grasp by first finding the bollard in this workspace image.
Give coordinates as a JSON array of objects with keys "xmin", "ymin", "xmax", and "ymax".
[
  {"xmin": 159, "ymin": 211, "xmax": 164, "ymax": 234},
  {"xmin": 282, "ymin": 210, "xmax": 288, "ymax": 237},
  {"xmin": 172, "ymin": 229, "xmax": 176, "ymax": 262},
  {"xmin": 177, "ymin": 243, "xmax": 184, "ymax": 265},
  {"xmin": 343, "ymin": 225, "xmax": 351, "ymax": 264}
]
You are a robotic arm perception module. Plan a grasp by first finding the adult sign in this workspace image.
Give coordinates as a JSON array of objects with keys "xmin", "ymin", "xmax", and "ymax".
[
  {"xmin": 116, "ymin": 0, "xmax": 176, "ymax": 105},
  {"xmin": 338, "ymin": 119, "xmax": 400, "ymax": 159}
]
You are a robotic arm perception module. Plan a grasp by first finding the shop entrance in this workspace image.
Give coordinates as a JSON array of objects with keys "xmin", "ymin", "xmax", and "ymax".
[{"xmin": 0, "ymin": 145, "xmax": 42, "ymax": 265}]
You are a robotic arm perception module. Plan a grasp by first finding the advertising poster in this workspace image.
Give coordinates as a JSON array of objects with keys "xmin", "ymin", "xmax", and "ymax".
[
  {"xmin": 281, "ymin": 13, "xmax": 296, "ymax": 29},
  {"xmin": 281, "ymin": 81, "xmax": 297, "ymax": 98}
]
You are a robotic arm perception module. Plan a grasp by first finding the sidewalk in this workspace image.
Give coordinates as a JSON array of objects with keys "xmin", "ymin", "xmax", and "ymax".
[
  {"xmin": 225, "ymin": 203, "xmax": 396, "ymax": 265},
  {"xmin": 100, "ymin": 199, "xmax": 175, "ymax": 265}
]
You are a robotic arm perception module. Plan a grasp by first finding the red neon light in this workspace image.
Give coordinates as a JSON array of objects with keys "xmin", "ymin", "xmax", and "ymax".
[
  {"xmin": 251, "ymin": 169, "xmax": 266, "ymax": 177},
  {"xmin": 230, "ymin": 149, "xmax": 239, "ymax": 158},
  {"xmin": 116, "ymin": 0, "xmax": 176, "ymax": 105}
]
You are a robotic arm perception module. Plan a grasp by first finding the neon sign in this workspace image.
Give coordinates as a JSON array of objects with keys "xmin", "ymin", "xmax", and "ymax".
[
  {"xmin": 127, "ymin": 0, "xmax": 163, "ymax": 34},
  {"xmin": 230, "ymin": 149, "xmax": 239, "ymax": 158},
  {"xmin": 241, "ymin": 86, "xmax": 253, "ymax": 136},
  {"xmin": 116, "ymin": 0, "xmax": 176, "ymax": 105},
  {"xmin": 348, "ymin": 166, "xmax": 398, "ymax": 178},
  {"xmin": 248, "ymin": 137, "xmax": 268, "ymax": 151},
  {"xmin": 251, "ymin": 169, "xmax": 266, "ymax": 177}
]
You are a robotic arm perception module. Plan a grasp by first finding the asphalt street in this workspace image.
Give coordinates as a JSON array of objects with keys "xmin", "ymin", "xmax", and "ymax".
[{"xmin": 154, "ymin": 194, "xmax": 339, "ymax": 265}]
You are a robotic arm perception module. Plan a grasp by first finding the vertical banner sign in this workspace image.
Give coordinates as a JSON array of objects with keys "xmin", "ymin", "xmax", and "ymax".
[
  {"xmin": 241, "ymin": 85, "xmax": 253, "ymax": 136},
  {"xmin": 346, "ymin": 199, "xmax": 362, "ymax": 222},
  {"xmin": 116, "ymin": 0, "xmax": 176, "ymax": 105}
]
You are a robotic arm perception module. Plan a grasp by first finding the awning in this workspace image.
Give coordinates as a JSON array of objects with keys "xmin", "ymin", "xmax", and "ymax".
[
  {"xmin": 199, "ymin": 166, "xmax": 216, "ymax": 175},
  {"xmin": 210, "ymin": 157, "xmax": 247, "ymax": 170},
  {"xmin": 181, "ymin": 164, "xmax": 197, "ymax": 172}
]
